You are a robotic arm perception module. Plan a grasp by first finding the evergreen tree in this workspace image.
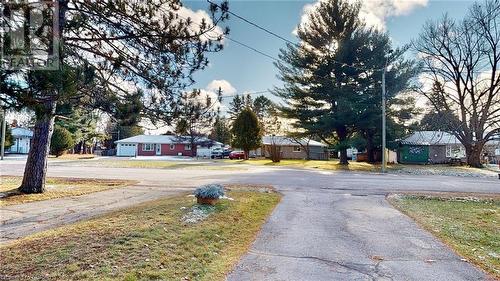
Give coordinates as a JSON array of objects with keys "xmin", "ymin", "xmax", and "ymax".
[
  {"xmin": 244, "ymin": 94, "xmax": 253, "ymax": 109},
  {"xmin": 231, "ymin": 108, "xmax": 262, "ymax": 159},
  {"xmin": 253, "ymin": 95, "xmax": 274, "ymax": 121},
  {"xmin": 274, "ymin": 0, "xmax": 417, "ymax": 164},
  {"xmin": 50, "ymin": 126, "xmax": 75, "ymax": 157},
  {"xmin": 56, "ymin": 106, "xmax": 103, "ymax": 154},
  {"xmin": 173, "ymin": 88, "xmax": 221, "ymax": 156},
  {"xmin": 228, "ymin": 94, "xmax": 244, "ymax": 120},
  {"xmin": 275, "ymin": 0, "xmax": 362, "ymax": 165},
  {"xmin": 113, "ymin": 91, "xmax": 144, "ymax": 141},
  {"xmin": 210, "ymin": 115, "xmax": 231, "ymax": 145},
  {"xmin": 419, "ymin": 82, "xmax": 461, "ymax": 132},
  {"xmin": 0, "ymin": 1, "xmax": 228, "ymax": 193},
  {"xmin": 0, "ymin": 124, "xmax": 14, "ymax": 149}
]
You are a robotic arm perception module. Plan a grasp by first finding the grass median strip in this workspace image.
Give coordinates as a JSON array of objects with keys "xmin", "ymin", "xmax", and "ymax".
[
  {"xmin": 227, "ymin": 159, "xmax": 384, "ymax": 172},
  {"xmin": 388, "ymin": 194, "xmax": 500, "ymax": 278},
  {"xmin": 0, "ymin": 188, "xmax": 280, "ymax": 281},
  {"xmin": 0, "ymin": 176, "xmax": 136, "ymax": 206}
]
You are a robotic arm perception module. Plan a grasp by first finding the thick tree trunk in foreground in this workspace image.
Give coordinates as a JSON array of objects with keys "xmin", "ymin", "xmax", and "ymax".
[
  {"xmin": 19, "ymin": 101, "xmax": 56, "ymax": 194},
  {"xmin": 466, "ymin": 143, "xmax": 484, "ymax": 168}
]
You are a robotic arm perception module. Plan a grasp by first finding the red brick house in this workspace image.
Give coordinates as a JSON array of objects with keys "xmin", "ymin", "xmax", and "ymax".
[{"xmin": 115, "ymin": 135, "xmax": 219, "ymax": 157}]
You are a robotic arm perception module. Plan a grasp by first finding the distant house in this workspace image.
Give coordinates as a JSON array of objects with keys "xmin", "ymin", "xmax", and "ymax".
[
  {"xmin": 483, "ymin": 137, "xmax": 500, "ymax": 164},
  {"xmin": 8, "ymin": 127, "xmax": 33, "ymax": 154},
  {"xmin": 399, "ymin": 131, "xmax": 500, "ymax": 164},
  {"xmin": 252, "ymin": 136, "xmax": 328, "ymax": 160},
  {"xmin": 114, "ymin": 135, "xmax": 219, "ymax": 157},
  {"xmin": 398, "ymin": 131, "xmax": 466, "ymax": 164}
]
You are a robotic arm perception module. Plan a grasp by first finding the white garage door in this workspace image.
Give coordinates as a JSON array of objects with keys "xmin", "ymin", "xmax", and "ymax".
[{"xmin": 117, "ymin": 143, "xmax": 137, "ymax": 156}]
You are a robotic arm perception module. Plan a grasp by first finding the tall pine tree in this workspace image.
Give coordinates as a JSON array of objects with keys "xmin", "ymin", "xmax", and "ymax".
[
  {"xmin": 0, "ymin": 1, "xmax": 228, "ymax": 193},
  {"xmin": 228, "ymin": 94, "xmax": 244, "ymax": 120},
  {"xmin": 275, "ymin": 0, "xmax": 417, "ymax": 164}
]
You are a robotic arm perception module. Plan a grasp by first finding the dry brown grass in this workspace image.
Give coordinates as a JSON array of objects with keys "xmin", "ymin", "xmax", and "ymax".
[
  {"xmin": 49, "ymin": 154, "xmax": 96, "ymax": 160},
  {"xmin": 0, "ymin": 176, "xmax": 136, "ymax": 206},
  {"xmin": 0, "ymin": 189, "xmax": 281, "ymax": 281}
]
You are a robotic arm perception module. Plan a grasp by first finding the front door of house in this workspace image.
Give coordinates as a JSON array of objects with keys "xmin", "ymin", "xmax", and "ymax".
[{"xmin": 156, "ymin": 144, "xmax": 161, "ymax": 155}]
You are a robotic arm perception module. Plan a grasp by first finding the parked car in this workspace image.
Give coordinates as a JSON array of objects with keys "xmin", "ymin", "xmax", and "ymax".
[
  {"xmin": 211, "ymin": 148, "xmax": 232, "ymax": 159},
  {"xmin": 229, "ymin": 151, "xmax": 245, "ymax": 160},
  {"xmin": 222, "ymin": 149, "xmax": 231, "ymax": 158},
  {"xmin": 211, "ymin": 148, "xmax": 224, "ymax": 159}
]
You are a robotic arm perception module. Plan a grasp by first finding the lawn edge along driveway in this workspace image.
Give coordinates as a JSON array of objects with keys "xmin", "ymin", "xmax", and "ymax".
[
  {"xmin": 388, "ymin": 193, "xmax": 500, "ymax": 279},
  {"xmin": 0, "ymin": 188, "xmax": 281, "ymax": 281}
]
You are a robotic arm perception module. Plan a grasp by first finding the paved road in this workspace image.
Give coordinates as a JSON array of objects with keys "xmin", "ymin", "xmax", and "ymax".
[{"xmin": 1, "ymin": 159, "xmax": 499, "ymax": 280}]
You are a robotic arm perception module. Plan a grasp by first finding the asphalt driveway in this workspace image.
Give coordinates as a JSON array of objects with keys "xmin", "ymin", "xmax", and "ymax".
[{"xmin": 1, "ymin": 159, "xmax": 498, "ymax": 280}]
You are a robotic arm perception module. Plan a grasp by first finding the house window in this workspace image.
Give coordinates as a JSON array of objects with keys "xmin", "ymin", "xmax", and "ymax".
[
  {"xmin": 293, "ymin": 146, "xmax": 301, "ymax": 152},
  {"xmin": 170, "ymin": 144, "xmax": 175, "ymax": 150},
  {"xmin": 143, "ymin": 143, "xmax": 154, "ymax": 151},
  {"xmin": 446, "ymin": 145, "xmax": 465, "ymax": 158},
  {"xmin": 185, "ymin": 144, "xmax": 191, "ymax": 151}
]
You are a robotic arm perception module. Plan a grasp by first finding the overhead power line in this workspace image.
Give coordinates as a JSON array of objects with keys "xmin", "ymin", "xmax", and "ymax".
[
  {"xmin": 220, "ymin": 90, "xmax": 272, "ymax": 100},
  {"xmin": 206, "ymin": 0, "xmax": 385, "ymax": 72},
  {"xmin": 207, "ymin": 0, "xmax": 297, "ymax": 46},
  {"xmin": 225, "ymin": 37, "xmax": 279, "ymax": 61},
  {"xmin": 175, "ymin": 13, "xmax": 279, "ymax": 62}
]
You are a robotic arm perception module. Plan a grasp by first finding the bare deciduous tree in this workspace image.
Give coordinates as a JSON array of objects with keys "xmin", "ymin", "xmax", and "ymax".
[{"xmin": 414, "ymin": 0, "xmax": 500, "ymax": 167}]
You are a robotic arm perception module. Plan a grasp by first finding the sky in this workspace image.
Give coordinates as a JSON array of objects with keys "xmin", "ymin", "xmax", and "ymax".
[
  {"xmin": 181, "ymin": 0, "xmax": 476, "ymax": 115},
  {"xmin": 9, "ymin": 0, "xmax": 477, "ymax": 133}
]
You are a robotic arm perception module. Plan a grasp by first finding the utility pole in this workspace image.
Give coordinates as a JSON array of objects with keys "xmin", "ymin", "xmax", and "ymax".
[
  {"xmin": 1, "ymin": 108, "xmax": 6, "ymax": 160},
  {"xmin": 381, "ymin": 51, "xmax": 392, "ymax": 173}
]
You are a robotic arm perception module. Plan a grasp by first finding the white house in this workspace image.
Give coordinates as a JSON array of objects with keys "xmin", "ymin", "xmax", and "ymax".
[{"xmin": 8, "ymin": 128, "xmax": 33, "ymax": 154}]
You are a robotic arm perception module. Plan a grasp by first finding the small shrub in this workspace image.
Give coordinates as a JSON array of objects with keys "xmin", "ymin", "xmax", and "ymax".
[
  {"xmin": 50, "ymin": 126, "xmax": 75, "ymax": 157},
  {"xmin": 193, "ymin": 184, "xmax": 225, "ymax": 199}
]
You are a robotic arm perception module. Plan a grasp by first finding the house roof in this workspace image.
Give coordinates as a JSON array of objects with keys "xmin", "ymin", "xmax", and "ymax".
[
  {"xmin": 11, "ymin": 127, "xmax": 33, "ymax": 138},
  {"xmin": 115, "ymin": 135, "xmax": 220, "ymax": 146},
  {"xmin": 401, "ymin": 131, "xmax": 461, "ymax": 146},
  {"xmin": 262, "ymin": 136, "xmax": 327, "ymax": 147}
]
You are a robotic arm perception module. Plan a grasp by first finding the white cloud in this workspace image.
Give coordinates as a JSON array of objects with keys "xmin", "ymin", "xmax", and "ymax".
[
  {"xmin": 206, "ymin": 79, "xmax": 237, "ymax": 95},
  {"xmin": 296, "ymin": 0, "xmax": 428, "ymax": 32},
  {"xmin": 176, "ymin": 7, "xmax": 225, "ymax": 43}
]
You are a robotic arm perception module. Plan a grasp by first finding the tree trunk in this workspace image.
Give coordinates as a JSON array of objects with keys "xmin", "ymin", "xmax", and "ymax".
[
  {"xmin": 339, "ymin": 149, "xmax": 349, "ymax": 165},
  {"xmin": 466, "ymin": 143, "xmax": 484, "ymax": 168},
  {"xmin": 267, "ymin": 143, "xmax": 281, "ymax": 163},
  {"xmin": 19, "ymin": 100, "xmax": 56, "ymax": 194},
  {"xmin": 366, "ymin": 134, "xmax": 375, "ymax": 163},
  {"xmin": 81, "ymin": 140, "xmax": 86, "ymax": 154},
  {"xmin": 337, "ymin": 126, "xmax": 349, "ymax": 165}
]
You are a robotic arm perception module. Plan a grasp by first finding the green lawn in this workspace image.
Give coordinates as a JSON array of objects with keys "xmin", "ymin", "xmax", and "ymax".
[
  {"xmin": 0, "ymin": 176, "xmax": 136, "ymax": 206},
  {"xmin": 0, "ymin": 189, "xmax": 281, "ymax": 281},
  {"xmin": 389, "ymin": 194, "xmax": 500, "ymax": 278}
]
